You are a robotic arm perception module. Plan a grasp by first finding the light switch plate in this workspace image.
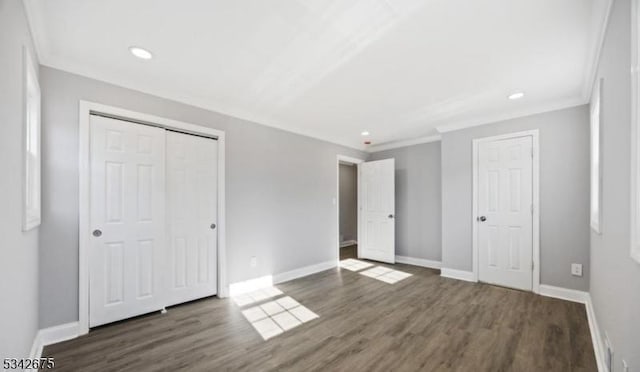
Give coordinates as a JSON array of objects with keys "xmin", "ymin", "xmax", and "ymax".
[{"xmin": 571, "ymin": 263, "xmax": 583, "ymax": 277}]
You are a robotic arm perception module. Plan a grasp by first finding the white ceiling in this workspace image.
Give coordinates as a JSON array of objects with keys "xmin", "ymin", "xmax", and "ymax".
[{"xmin": 24, "ymin": 0, "xmax": 610, "ymax": 151}]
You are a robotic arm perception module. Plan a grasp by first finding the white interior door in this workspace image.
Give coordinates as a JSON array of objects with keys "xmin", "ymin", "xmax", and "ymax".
[
  {"xmin": 359, "ymin": 159, "xmax": 395, "ymax": 263},
  {"xmin": 89, "ymin": 115, "xmax": 166, "ymax": 327},
  {"xmin": 477, "ymin": 136, "xmax": 533, "ymax": 291},
  {"xmin": 166, "ymin": 131, "xmax": 218, "ymax": 306}
]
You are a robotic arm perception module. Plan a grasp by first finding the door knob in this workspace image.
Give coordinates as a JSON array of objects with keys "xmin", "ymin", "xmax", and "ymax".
[
  {"xmin": 478, "ymin": 216, "xmax": 487, "ymax": 222},
  {"xmin": 92, "ymin": 229, "xmax": 102, "ymax": 237},
  {"xmin": 210, "ymin": 223, "xmax": 216, "ymax": 230},
  {"xmin": 388, "ymin": 214, "xmax": 394, "ymax": 219}
]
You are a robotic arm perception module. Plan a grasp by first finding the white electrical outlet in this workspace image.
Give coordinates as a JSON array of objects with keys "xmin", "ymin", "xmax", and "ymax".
[
  {"xmin": 571, "ymin": 263, "xmax": 583, "ymax": 277},
  {"xmin": 250, "ymin": 256, "xmax": 257, "ymax": 268}
]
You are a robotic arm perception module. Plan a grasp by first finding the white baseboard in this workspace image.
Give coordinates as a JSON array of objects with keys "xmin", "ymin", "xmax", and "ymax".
[
  {"xmin": 538, "ymin": 284, "xmax": 589, "ymax": 304},
  {"xmin": 29, "ymin": 322, "xmax": 80, "ymax": 368},
  {"xmin": 537, "ymin": 285, "xmax": 604, "ymax": 372},
  {"xmin": 339, "ymin": 240, "xmax": 357, "ymax": 248},
  {"xmin": 229, "ymin": 260, "xmax": 338, "ymax": 296},
  {"xmin": 585, "ymin": 294, "xmax": 606, "ymax": 372},
  {"xmin": 274, "ymin": 260, "xmax": 336, "ymax": 284},
  {"xmin": 395, "ymin": 255, "xmax": 441, "ymax": 269},
  {"xmin": 440, "ymin": 268, "xmax": 475, "ymax": 282}
]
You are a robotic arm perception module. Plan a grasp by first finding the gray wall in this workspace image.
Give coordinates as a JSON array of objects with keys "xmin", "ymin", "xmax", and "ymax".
[
  {"xmin": 590, "ymin": 0, "xmax": 640, "ymax": 370},
  {"xmin": 339, "ymin": 164, "xmax": 357, "ymax": 243},
  {"xmin": 370, "ymin": 142, "xmax": 442, "ymax": 262},
  {"xmin": 39, "ymin": 67, "xmax": 366, "ymax": 328},
  {"xmin": 0, "ymin": 0, "xmax": 40, "ymax": 360},
  {"xmin": 441, "ymin": 105, "xmax": 591, "ymax": 291}
]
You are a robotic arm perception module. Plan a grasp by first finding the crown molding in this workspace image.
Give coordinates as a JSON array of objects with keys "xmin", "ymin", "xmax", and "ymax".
[
  {"xmin": 366, "ymin": 135, "xmax": 441, "ymax": 153},
  {"xmin": 41, "ymin": 55, "xmax": 369, "ymax": 152},
  {"xmin": 435, "ymin": 97, "xmax": 586, "ymax": 134},
  {"xmin": 581, "ymin": 0, "xmax": 614, "ymax": 103}
]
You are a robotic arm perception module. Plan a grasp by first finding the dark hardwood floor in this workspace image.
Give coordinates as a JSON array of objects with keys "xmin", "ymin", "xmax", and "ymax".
[{"xmin": 42, "ymin": 259, "xmax": 597, "ymax": 372}]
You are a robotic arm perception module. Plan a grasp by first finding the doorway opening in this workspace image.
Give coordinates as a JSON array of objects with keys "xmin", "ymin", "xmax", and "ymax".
[{"xmin": 336, "ymin": 155, "xmax": 363, "ymax": 262}]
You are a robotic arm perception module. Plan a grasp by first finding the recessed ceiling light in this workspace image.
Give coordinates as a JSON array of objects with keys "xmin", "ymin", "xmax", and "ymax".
[
  {"xmin": 361, "ymin": 131, "xmax": 370, "ymax": 136},
  {"xmin": 508, "ymin": 92, "xmax": 525, "ymax": 100},
  {"xmin": 129, "ymin": 46, "xmax": 153, "ymax": 60}
]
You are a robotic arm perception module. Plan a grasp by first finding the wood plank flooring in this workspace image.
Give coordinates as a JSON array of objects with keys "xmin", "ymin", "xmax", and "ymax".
[{"xmin": 42, "ymin": 260, "xmax": 596, "ymax": 372}]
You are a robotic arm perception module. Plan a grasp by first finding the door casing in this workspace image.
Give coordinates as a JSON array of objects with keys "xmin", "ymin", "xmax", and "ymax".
[
  {"xmin": 472, "ymin": 129, "xmax": 540, "ymax": 293},
  {"xmin": 78, "ymin": 101, "xmax": 226, "ymax": 335}
]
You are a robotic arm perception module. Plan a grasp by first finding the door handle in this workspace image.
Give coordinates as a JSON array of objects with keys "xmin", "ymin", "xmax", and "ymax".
[
  {"xmin": 210, "ymin": 223, "xmax": 217, "ymax": 230},
  {"xmin": 388, "ymin": 214, "xmax": 394, "ymax": 219},
  {"xmin": 477, "ymin": 216, "xmax": 487, "ymax": 222},
  {"xmin": 92, "ymin": 229, "xmax": 102, "ymax": 237}
]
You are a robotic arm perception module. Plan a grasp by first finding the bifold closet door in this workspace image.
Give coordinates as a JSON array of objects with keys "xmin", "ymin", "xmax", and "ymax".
[
  {"xmin": 165, "ymin": 131, "xmax": 218, "ymax": 306},
  {"xmin": 89, "ymin": 115, "xmax": 166, "ymax": 327}
]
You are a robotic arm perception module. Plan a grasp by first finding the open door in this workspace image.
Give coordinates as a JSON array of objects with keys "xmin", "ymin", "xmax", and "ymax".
[{"xmin": 358, "ymin": 159, "xmax": 395, "ymax": 263}]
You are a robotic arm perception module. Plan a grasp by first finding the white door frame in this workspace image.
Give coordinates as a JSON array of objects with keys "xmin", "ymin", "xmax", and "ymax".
[
  {"xmin": 336, "ymin": 155, "xmax": 364, "ymax": 263},
  {"xmin": 472, "ymin": 129, "xmax": 540, "ymax": 293},
  {"xmin": 78, "ymin": 101, "xmax": 227, "ymax": 335}
]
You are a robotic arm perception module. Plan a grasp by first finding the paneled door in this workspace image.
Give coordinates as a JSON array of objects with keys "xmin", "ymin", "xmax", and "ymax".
[
  {"xmin": 89, "ymin": 115, "xmax": 166, "ymax": 327},
  {"xmin": 477, "ymin": 136, "xmax": 533, "ymax": 291},
  {"xmin": 359, "ymin": 159, "xmax": 395, "ymax": 263},
  {"xmin": 165, "ymin": 131, "xmax": 218, "ymax": 306}
]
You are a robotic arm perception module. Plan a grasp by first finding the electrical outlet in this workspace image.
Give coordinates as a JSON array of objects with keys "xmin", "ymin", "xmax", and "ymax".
[
  {"xmin": 571, "ymin": 263, "xmax": 583, "ymax": 277},
  {"xmin": 250, "ymin": 256, "xmax": 257, "ymax": 268}
]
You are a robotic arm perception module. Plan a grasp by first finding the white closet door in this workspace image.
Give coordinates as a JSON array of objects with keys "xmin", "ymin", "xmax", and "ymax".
[
  {"xmin": 478, "ymin": 136, "xmax": 533, "ymax": 291},
  {"xmin": 166, "ymin": 131, "xmax": 218, "ymax": 306},
  {"xmin": 89, "ymin": 115, "xmax": 166, "ymax": 327},
  {"xmin": 359, "ymin": 159, "xmax": 395, "ymax": 263}
]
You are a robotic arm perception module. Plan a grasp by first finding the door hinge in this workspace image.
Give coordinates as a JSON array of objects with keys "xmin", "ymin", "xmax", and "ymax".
[
  {"xmin": 532, "ymin": 261, "xmax": 535, "ymax": 270},
  {"xmin": 530, "ymin": 204, "xmax": 534, "ymax": 214},
  {"xmin": 531, "ymin": 147, "xmax": 534, "ymax": 158}
]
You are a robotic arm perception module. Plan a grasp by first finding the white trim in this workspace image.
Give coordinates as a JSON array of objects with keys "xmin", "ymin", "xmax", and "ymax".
[
  {"xmin": 78, "ymin": 101, "xmax": 227, "ymax": 335},
  {"xmin": 538, "ymin": 285, "xmax": 589, "ymax": 304},
  {"xmin": 537, "ymin": 286, "xmax": 606, "ymax": 372},
  {"xmin": 228, "ymin": 275, "xmax": 275, "ymax": 297},
  {"xmin": 340, "ymin": 240, "xmax": 358, "ymax": 248},
  {"xmin": 582, "ymin": 0, "xmax": 614, "ymax": 102},
  {"xmin": 29, "ymin": 322, "xmax": 80, "ymax": 368},
  {"xmin": 590, "ymin": 79, "xmax": 604, "ymax": 234},
  {"xmin": 472, "ymin": 129, "xmax": 540, "ymax": 293},
  {"xmin": 440, "ymin": 268, "xmax": 475, "ymax": 282},
  {"xmin": 395, "ymin": 255, "xmax": 441, "ymax": 270},
  {"xmin": 22, "ymin": 45, "xmax": 41, "ymax": 231},
  {"xmin": 366, "ymin": 135, "xmax": 441, "ymax": 153},
  {"xmin": 228, "ymin": 260, "xmax": 338, "ymax": 296},
  {"xmin": 273, "ymin": 260, "xmax": 337, "ymax": 284},
  {"xmin": 585, "ymin": 294, "xmax": 607, "ymax": 372},
  {"xmin": 631, "ymin": 0, "xmax": 640, "ymax": 264},
  {"xmin": 336, "ymin": 155, "xmax": 365, "ymax": 265},
  {"xmin": 436, "ymin": 98, "xmax": 584, "ymax": 134}
]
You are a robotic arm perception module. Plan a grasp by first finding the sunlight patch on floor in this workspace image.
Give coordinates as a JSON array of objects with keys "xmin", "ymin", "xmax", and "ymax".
[
  {"xmin": 240, "ymin": 295, "xmax": 319, "ymax": 340},
  {"xmin": 233, "ymin": 286, "xmax": 320, "ymax": 341},
  {"xmin": 360, "ymin": 266, "xmax": 412, "ymax": 284},
  {"xmin": 339, "ymin": 259, "xmax": 374, "ymax": 271}
]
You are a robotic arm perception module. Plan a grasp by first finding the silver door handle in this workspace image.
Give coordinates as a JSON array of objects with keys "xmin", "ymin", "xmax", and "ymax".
[
  {"xmin": 92, "ymin": 229, "xmax": 102, "ymax": 237},
  {"xmin": 388, "ymin": 214, "xmax": 394, "ymax": 219},
  {"xmin": 210, "ymin": 223, "xmax": 216, "ymax": 230},
  {"xmin": 477, "ymin": 216, "xmax": 487, "ymax": 222}
]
